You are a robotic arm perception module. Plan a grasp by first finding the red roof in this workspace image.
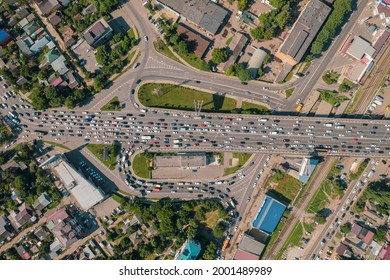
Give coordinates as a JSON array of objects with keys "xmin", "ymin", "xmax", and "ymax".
[
  {"xmin": 177, "ymin": 24, "xmax": 210, "ymax": 59},
  {"xmin": 50, "ymin": 77, "xmax": 63, "ymax": 87},
  {"xmin": 48, "ymin": 13, "xmax": 61, "ymax": 26},
  {"xmin": 384, "ymin": 246, "xmax": 390, "ymax": 260},
  {"xmin": 233, "ymin": 249, "xmax": 259, "ymax": 260},
  {"xmin": 47, "ymin": 207, "xmax": 69, "ymax": 223},
  {"xmin": 362, "ymin": 230, "xmax": 374, "ymax": 245}
]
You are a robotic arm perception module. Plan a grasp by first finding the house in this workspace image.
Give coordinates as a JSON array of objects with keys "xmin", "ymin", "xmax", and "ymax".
[
  {"xmin": 58, "ymin": 0, "xmax": 72, "ymax": 7},
  {"xmin": 175, "ymin": 239, "xmax": 201, "ymax": 260},
  {"xmin": 336, "ymin": 243, "xmax": 353, "ymax": 258},
  {"xmin": 176, "ymin": 23, "xmax": 211, "ymax": 58},
  {"xmin": 51, "ymin": 55, "xmax": 69, "ymax": 75},
  {"xmin": 65, "ymin": 71, "xmax": 79, "ymax": 89},
  {"xmin": 275, "ymin": 0, "xmax": 331, "ymax": 66},
  {"xmin": 38, "ymin": 0, "xmax": 62, "ymax": 16},
  {"xmin": 82, "ymin": 4, "xmax": 95, "ymax": 15},
  {"xmin": 157, "ymin": 0, "xmax": 229, "ymax": 35},
  {"xmin": 0, "ymin": 29, "xmax": 12, "ymax": 46},
  {"xmin": 48, "ymin": 12, "xmax": 61, "ymax": 26},
  {"xmin": 23, "ymin": 21, "xmax": 41, "ymax": 37},
  {"xmin": 16, "ymin": 7, "xmax": 30, "ymax": 19},
  {"xmin": 15, "ymin": 244, "xmax": 31, "ymax": 260},
  {"xmin": 83, "ymin": 18, "xmax": 113, "ymax": 48},
  {"xmin": 16, "ymin": 38, "xmax": 33, "ymax": 56},
  {"xmin": 44, "ymin": 48, "xmax": 60, "ymax": 63},
  {"xmin": 219, "ymin": 32, "xmax": 248, "ymax": 72},
  {"xmin": 0, "ymin": 215, "xmax": 15, "ymax": 244},
  {"xmin": 129, "ymin": 230, "xmax": 147, "ymax": 247},
  {"xmin": 49, "ymin": 238, "xmax": 63, "ymax": 259},
  {"xmin": 8, "ymin": 203, "xmax": 35, "ymax": 230},
  {"xmin": 33, "ymin": 192, "xmax": 52, "ymax": 213},
  {"xmin": 141, "ymin": 223, "xmax": 158, "ymax": 238},
  {"xmin": 30, "ymin": 36, "xmax": 51, "ymax": 54},
  {"xmin": 34, "ymin": 225, "xmax": 50, "ymax": 241},
  {"xmin": 16, "ymin": 76, "xmax": 28, "ymax": 86},
  {"xmin": 374, "ymin": 2, "xmax": 390, "ymax": 25},
  {"xmin": 46, "ymin": 206, "xmax": 85, "ymax": 248}
]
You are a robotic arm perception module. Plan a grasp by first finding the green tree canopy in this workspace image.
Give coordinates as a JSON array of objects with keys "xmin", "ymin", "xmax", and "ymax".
[{"xmin": 211, "ymin": 48, "xmax": 228, "ymax": 65}]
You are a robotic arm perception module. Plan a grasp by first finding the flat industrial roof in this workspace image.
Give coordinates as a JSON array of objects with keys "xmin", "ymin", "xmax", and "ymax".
[
  {"xmin": 347, "ymin": 36, "xmax": 376, "ymax": 60},
  {"xmin": 54, "ymin": 161, "xmax": 105, "ymax": 210},
  {"xmin": 253, "ymin": 195, "xmax": 286, "ymax": 234}
]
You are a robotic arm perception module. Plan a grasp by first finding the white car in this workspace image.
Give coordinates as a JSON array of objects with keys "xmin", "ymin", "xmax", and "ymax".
[{"xmin": 144, "ymin": 36, "xmax": 148, "ymax": 41}]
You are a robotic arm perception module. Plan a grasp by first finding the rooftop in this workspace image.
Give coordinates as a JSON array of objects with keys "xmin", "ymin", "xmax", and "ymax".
[
  {"xmin": 158, "ymin": 0, "xmax": 229, "ymax": 34},
  {"xmin": 176, "ymin": 23, "xmax": 210, "ymax": 58},
  {"xmin": 53, "ymin": 160, "xmax": 105, "ymax": 210},
  {"xmin": 346, "ymin": 36, "xmax": 376, "ymax": 60},
  {"xmin": 276, "ymin": 0, "xmax": 331, "ymax": 65},
  {"xmin": 253, "ymin": 195, "xmax": 286, "ymax": 235},
  {"xmin": 237, "ymin": 234, "xmax": 265, "ymax": 256}
]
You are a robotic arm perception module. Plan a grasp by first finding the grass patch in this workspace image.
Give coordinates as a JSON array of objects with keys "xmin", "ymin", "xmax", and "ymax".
[
  {"xmin": 0, "ymin": 125, "xmax": 12, "ymax": 145},
  {"xmin": 307, "ymin": 188, "xmax": 329, "ymax": 213},
  {"xmin": 241, "ymin": 101, "xmax": 270, "ymax": 114},
  {"xmin": 43, "ymin": 141, "xmax": 70, "ymax": 150},
  {"xmin": 319, "ymin": 90, "xmax": 349, "ymax": 106},
  {"xmin": 284, "ymin": 70, "xmax": 294, "ymax": 83},
  {"xmin": 175, "ymin": 50, "xmax": 210, "ymax": 71},
  {"xmin": 301, "ymin": 61, "xmax": 311, "ymax": 73},
  {"xmin": 101, "ymin": 96, "xmax": 121, "ymax": 111},
  {"xmin": 153, "ymin": 40, "xmax": 182, "ymax": 63},
  {"xmin": 285, "ymin": 87, "xmax": 295, "ymax": 99},
  {"xmin": 204, "ymin": 209, "xmax": 220, "ymax": 229},
  {"xmin": 226, "ymin": 36, "xmax": 233, "ymax": 46},
  {"xmin": 345, "ymin": 87, "xmax": 362, "ymax": 114},
  {"xmin": 138, "ymin": 83, "xmax": 236, "ymax": 112},
  {"xmin": 322, "ymin": 70, "xmax": 340, "ymax": 84},
  {"xmin": 224, "ymin": 153, "xmax": 252, "ymax": 176},
  {"xmin": 303, "ymin": 222, "xmax": 314, "ymax": 232},
  {"xmin": 127, "ymin": 50, "xmax": 137, "ymax": 63},
  {"xmin": 132, "ymin": 153, "xmax": 152, "ymax": 179},
  {"xmin": 267, "ymin": 170, "xmax": 302, "ymax": 202},
  {"xmin": 87, "ymin": 144, "xmax": 119, "ymax": 170},
  {"xmin": 129, "ymin": 27, "xmax": 137, "ymax": 40},
  {"xmin": 277, "ymin": 222, "xmax": 303, "ymax": 259},
  {"xmin": 338, "ymin": 78, "xmax": 356, "ymax": 92},
  {"xmin": 349, "ymin": 158, "xmax": 369, "ymax": 180}
]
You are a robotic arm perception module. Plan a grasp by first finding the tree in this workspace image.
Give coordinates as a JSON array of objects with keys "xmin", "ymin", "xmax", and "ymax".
[
  {"xmin": 213, "ymin": 222, "xmax": 226, "ymax": 239},
  {"xmin": 340, "ymin": 223, "xmax": 351, "ymax": 234},
  {"xmin": 177, "ymin": 40, "xmax": 188, "ymax": 54},
  {"xmin": 237, "ymin": 68, "xmax": 252, "ymax": 82},
  {"xmin": 374, "ymin": 227, "xmax": 387, "ymax": 242},
  {"xmin": 225, "ymin": 64, "xmax": 235, "ymax": 76},
  {"xmin": 93, "ymin": 74, "xmax": 107, "ymax": 92},
  {"xmin": 257, "ymin": 67, "xmax": 265, "ymax": 78},
  {"xmin": 202, "ymin": 242, "xmax": 217, "ymax": 260},
  {"xmin": 237, "ymin": 0, "xmax": 248, "ymax": 11},
  {"xmin": 314, "ymin": 213, "xmax": 327, "ymax": 224},
  {"xmin": 211, "ymin": 48, "xmax": 228, "ymax": 64},
  {"xmin": 275, "ymin": 10, "xmax": 290, "ymax": 29}
]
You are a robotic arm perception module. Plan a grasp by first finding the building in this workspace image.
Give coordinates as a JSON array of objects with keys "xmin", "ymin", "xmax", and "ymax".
[
  {"xmin": 33, "ymin": 192, "xmax": 52, "ymax": 214},
  {"xmin": 342, "ymin": 36, "xmax": 375, "ymax": 83},
  {"xmin": 83, "ymin": 18, "xmax": 113, "ymax": 48},
  {"xmin": 372, "ymin": 30, "xmax": 390, "ymax": 58},
  {"xmin": 155, "ymin": 152, "xmax": 208, "ymax": 169},
  {"xmin": 38, "ymin": 0, "xmax": 62, "ymax": 16},
  {"xmin": 233, "ymin": 234, "xmax": 265, "ymax": 260},
  {"xmin": 247, "ymin": 48, "xmax": 267, "ymax": 78},
  {"xmin": 275, "ymin": 0, "xmax": 331, "ymax": 66},
  {"xmin": 157, "ymin": 0, "xmax": 229, "ymax": 35},
  {"xmin": 52, "ymin": 157, "xmax": 105, "ymax": 210},
  {"xmin": 219, "ymin": 33, "xmax": 248, "ymax": 72},
  {"xmin": 346, "ymin": 36, "xmax": 375, "ymax": 60},
  {"xmin": 374, "ymin": 2, "xmax": 390, "ymax": 25},
  {"xmin": 0, "ymin": 29, "xmax": 12, "ymax": 46},
  {"xmin": 175, "ymin": 239, "xmax": 201, "ymax": 260},
  {"xmin": 48, "ymin": 12, "xmax": 61, "ymax": 26},
  {"xmin": 34, "ymin": 226, "xmax": 50, "ymax": 241},
  {"xmin": 298, "ymin": 157, "xmax": 319, "ymax": 184},
  {"xmin": 8, "ymin": 203, "xmax": 36, "ymax": 230},
  {"xmin": 46, "ymin": 206, "xmax": 85, "ymax": 248},
  {"xmin": 176, "ymin": 23, "xmax": 211, "ymax": 58},
  {"xmin": 253, "ymin": 195, "xmax": 287, "ymax": 235},
  {"xmin": 0, "ymin": 215, "xmax": 15, "ymax": 244}
]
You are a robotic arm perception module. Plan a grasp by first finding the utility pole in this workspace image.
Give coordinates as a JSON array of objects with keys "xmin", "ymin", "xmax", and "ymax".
[{"xmin": 194, "ymin": 100, "xmax": 203, "ymax": 118}]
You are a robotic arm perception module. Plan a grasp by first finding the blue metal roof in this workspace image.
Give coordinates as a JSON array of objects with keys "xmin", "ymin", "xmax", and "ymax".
[
  {"xmin": 253, "ymin": 196, "xmax": 286, "ymax": 234},
  {"xmin": 0, "ymin": 29, "xmax": 10, "ymax": 43}
]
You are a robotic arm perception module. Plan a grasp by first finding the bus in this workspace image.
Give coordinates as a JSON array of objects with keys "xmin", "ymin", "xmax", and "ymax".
[
  {"xmin": 295, "ymin": 103, "xmax": 303, "ymax": 112},
  {"xmin": 33, "ymin": 130, "xmax": 48, "ymax": 135},
  {"xmin": 314, "ymin": 147, "xmax": 331, "ymax": 153},
  {"xmin": 141, "ymin": 135, "xmax": 153, "ymax": 140}
]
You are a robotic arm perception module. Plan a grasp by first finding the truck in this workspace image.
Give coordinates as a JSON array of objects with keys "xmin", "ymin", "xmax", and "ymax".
[
  {"xmin": 295, "ymin": 103, "xmax": 303, "ymax": 112},
  {"xmin": 367, "ymin": 170, "xmax": 375, "ymax": 178},
  {"xmin": 173, "ymin": 144, "xmax": 182, "ymax": 148},
  {"xmin": 258, "ymin": 118, "xmax": 268, "ymax": 123},
  {"xmin": 121, "ymin": 154, "xmax": 127, "ymax": 163},
  {"xmin": 173, "ymin": 139, "xmax": 182, "ymax": 143},
  {"xmin": 141, "ymin": 135, "xmax": 153, "ymax": 140},
  {"xmin": 324, "ymin": 123, "xmax": 333, "ymax": 127},
  {"xmin": 334, "ymin": 125, "xmax": 345, "ymax": 129},
  {"xmin": 34, "ymin": 130, "xmax": 48, "ymax": 135},
  {"xmin": 116, "ymin": 116, "xmax": 125, "ymax": 120}
]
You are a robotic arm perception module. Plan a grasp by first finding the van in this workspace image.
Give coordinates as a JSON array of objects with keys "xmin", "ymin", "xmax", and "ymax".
[
  {"xmin": 324, "ymin": 123, "xmax": 333, "ymax": 127},
  {"xmin": 140, "ymin": 109, "xmax": 147, "ymax": 113},
  {"xmin": 133, "ymin": 103, "xmax": 139, "ymax": 108}
]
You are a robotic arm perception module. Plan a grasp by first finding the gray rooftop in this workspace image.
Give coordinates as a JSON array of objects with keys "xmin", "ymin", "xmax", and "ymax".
[
  {"xmin": 347, "ymin": 36, "xmax": 376, "ymax": 60},
  {"xmin": 278, "ymin": 0, "xmax": 331, "ymax": 64},
  {"xmin": 247, "ymin": 48, "xmax": 267, "ymax": 78},
  {"xmin": 158, "ymin": 0, "xmax": 228, "ymax": 34},
  {"xmin": 238, "ymin": 234, "xmax": 265, "ymax": 256}
]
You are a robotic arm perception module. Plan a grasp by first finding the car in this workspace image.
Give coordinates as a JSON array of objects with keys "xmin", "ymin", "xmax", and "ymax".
[
  {"xmin": 262, "ymin": 87, "xmax": 269, "ymax": 90},
  {"xmin": 133, "ymin": 63, "xmax": 140, "ymax": 69},
  {"xmin": 296, "ymin": 98, "xmax": 301, "ymax": 105},
  {"xmin": 234, "ymin": 226, "xmax": 238, "ymax": 232},
  {"xmin": 144, "ymin": 35, "xmax": 148, "ymax": 41}
]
